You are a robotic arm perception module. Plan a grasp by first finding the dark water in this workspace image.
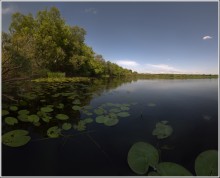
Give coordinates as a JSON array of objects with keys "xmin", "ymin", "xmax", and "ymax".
[{"xmin": 2, "ymin": 78, "xmax": 218, "ymax": 176}]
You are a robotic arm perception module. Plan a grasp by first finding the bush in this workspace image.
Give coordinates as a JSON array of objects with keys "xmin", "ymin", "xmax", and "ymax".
[{"xmin": 47, "ymin": 72, "xmax": 65, "ymax": 78}]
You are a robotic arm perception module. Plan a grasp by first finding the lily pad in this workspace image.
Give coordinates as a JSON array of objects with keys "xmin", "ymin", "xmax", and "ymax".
[
  {"xmin": 195, "ymin": 150, "xmax": 218, "ymax": 176},
  {"xmin": 72, "ymin": 99, "xmax": 81, "ymax": 105},
  {"xmin": 18, "ymin": 114, "xmax": 29, "ymax": 122},
  {"xmin": 72, "ymin": 105, "xmax": 81, "ymax": 111},
  {"xmin": 28, "ymin": 115, "xmax": 40, "ymax": 123},
  {"xmin": 156, "ymin": 162, "xmax": 193, "ymax": 176},
  {"xmin": 73, "ymin": 121, "xmax": 86, "ymax": 131},
  {"xmin": 41, "ymin": 107, "xmax": 53, "ymax": 113},
  {"xmin": 127, "ymin": 142, "xmax": 159, "ymax": 175},
  {"xmin": 2, "ymin": 110, "xmax": 9, "ymax": 116},
  {"xmin": 56, "ymin": 114, "xmax": 69, "ymax": 120},
  {"xmin": 96, "ymin": 115, "xmax": 108, "ymax": 123},
  {"xmin": 47, "ymin": 126, "xmax": 61, "ymax": 138},
  {"xmin": 83, "ymin": 118, "xmax": 93, "ymax": 124},
  {"xmin": 104, "ymin": 117, "xmax": 119, "ymax": 126},
  {"xmin": 56, "ymin": 103, "xmax": 64, "ymax": 109},
  {"xmin": 5, "ymin": 117, "xmax": 18, "ymax": 125},
  {"xmin": 120, "ymin": 106, "xmax": 130, "ymax": 111},
  {"xmin": 9, "ymin": 106, "xmax": 18, "ymax": 111},
  {"xmin": 62, "ymin": 123, "xmax": 72, "ymax": 130},
  {"xmin": 117, "ymin": 112, "xmax": 130, "ymax": 117},
  {"xmin": 152, "ymin": 122, "xmax": 173, "ymax": 139},
  {"xmin": 94, "ymin": 108, "xmax": 105, "ymax": 115},
  {"xmin": 2, "ymin": 130, "xmax": 31, "ymax": 147},
  {"xmin": 109, "ymin": 108, "xmax": 121, "ymax": 113},
  {"xmin": 18, "ymin": 110, "xmax": 30, "ymax": 115}
]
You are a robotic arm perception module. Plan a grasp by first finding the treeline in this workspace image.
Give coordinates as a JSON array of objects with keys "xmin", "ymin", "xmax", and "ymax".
[
  {"xmin": 2, "ymin": 7, "xmax": 133, "ymax": 80},
  {"xmin": 136, "ymin": 73, "xmax": 218, "ymax": 79}
]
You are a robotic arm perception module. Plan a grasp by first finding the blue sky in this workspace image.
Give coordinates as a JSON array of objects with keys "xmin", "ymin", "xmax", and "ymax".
[{"xmin": 2, "ymin": 2, "xmax": 218, "ymax": 74}]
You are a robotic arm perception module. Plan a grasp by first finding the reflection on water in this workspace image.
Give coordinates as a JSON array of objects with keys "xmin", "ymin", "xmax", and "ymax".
[{"xmin": 2, "ymin": 78, "xmax": 218, "ymax": 176}]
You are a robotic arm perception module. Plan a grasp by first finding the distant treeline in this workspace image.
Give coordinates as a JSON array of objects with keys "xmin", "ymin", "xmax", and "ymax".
[{"xmin": 135, "ymin": 73, "xmax": 218, "ymax": 79}]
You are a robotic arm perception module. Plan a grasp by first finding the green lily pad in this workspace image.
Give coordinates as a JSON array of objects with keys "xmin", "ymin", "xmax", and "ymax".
[
  {"xmin": 41, "ymin": 107, "xmax": 53, "ymax": 113},
  {"xmin": 42, "ymin": 116, "xmax": 52, "ymax": 123},
  {"xmin": 17, "ymin": 114, "xmax": 29, "ymax": 122},
  {"xmin": 10, "ymin": 106, "xmax": 18, "ymax": 111},
  {"xmin": 156, "ymin": 162, "xmax": 193, "ymax": 176},
  {"xmin": 5, "ymin": 117, "xmax": 18, "ymax": 125},
  {"xmin": 73, "ymin": 121, "xmax": 86, "ymax": 131},
  {"xmin": 109, "ymin": 108, "xmax": 121, "ymax": 113},
  {"xmin": 120, "ymin": 106, "xmax": 130, "ymax": 111},
  {"xmin": 127, "ymin": 142, "xmax": 159, "ymax": 175},
  {"xmin": 62, "ymin": 123, "xmax": 72, "ymax": 130},
  {"xmin": 56, "ymin": 114, "xmax": 69, "ymax": 120},
  {"xmin": 2, "ymin": 110, "xmax": 9, "ymax": 116},
  {"xmin": 33, "ymin": 122, "xmax": 41, "ymax": 127},
  {"xmin": 152, "ymin": 122, "xmax": 173, "ymax": 139},
  {"xmin": 72, "ymin": 99, "xmax": 81, "ymax": 105},
  {"xmin": 72, "ymin": 105, "xmax": 81, "ymax": 111},
  {"xmin": 47, "ymin": 126, "xmax": 61, "ymax": 138},
  {"xmin": 19, "ymin": 100, "xmax": 28, "ymax": 106},
  {"xmin": 195, "ymin": 150, "xmax": 218, "ymax": 176},
  {"xmin": 56, "ymin": 103, "xmax": 64, "ymax": 109},
  {"xmin": 104, "ymin": 117, "xmax": 119, "ymax": 126},
  {"xmin": 94, "ymin": 108, "xmax": 105, "ymax": 115},
  {"xmin": 95, "ymin": 115, "xmax": 108, "ymax": 123},
  {"xmin": 18, "ymin": 110, "xmax": 30, "ymax": 115},
  {"xmin": 2, "ymin": 130, "xmax": 31, "ymax": 147},
  {"xmin": 117, "ymin": 112, "xmax": 130, "ymax": 117},
  {"xmin": 28, "ymin": 115, "xmax": 40, "ymax": 123},
  {"xmin": 83, "ymin": 118, "xmax": 93, "ymax": 124}
]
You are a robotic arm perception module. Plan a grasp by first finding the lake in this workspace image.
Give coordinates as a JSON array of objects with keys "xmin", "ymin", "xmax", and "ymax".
[{"xmin": 2, "ymin": 78, "xmax": 218, "ymax": 176}]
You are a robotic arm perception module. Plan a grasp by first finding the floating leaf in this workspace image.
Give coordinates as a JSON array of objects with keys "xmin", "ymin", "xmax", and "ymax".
[
  {"xmin": 56, "ymin": 103, "xmax": 64, "ymax": 109},
  {"xmin": 33, "ymin": 122, "xmax": 41, "ymax": 127},
  {"xmin": 152, "ymin": 122, "xmax": 173, "ymax": 139},
  {"xmin": 147, "ymin": 103, "xmax": 156, "ymax": 107},
  {"xmin": 83, "ymin": 118, "xmax": 93, "ymax": 124},
  {"xmin": 127, "ymin": 142, "xmax": 159, "ymax": 175},
  {"xmin": 18, "ymin": 110, "xmax": 30, "ymax": 115},
  {"xmin": 9, "ymin": 106, "xmax": 18, "ymax": 111},
  {"xmin": 62, "ymin": 123, "xmax": 72, "ymax": 130},
  {"xmin": 120, "ymin": 106, "xmax": 130, "ymax": 111},
  {"xmin": 73, "ymin": 121, "xmax": 86, "ymax": 131},
  {"xmin": 2, "ymin": 110, "xmax": 9, "ymax": 116},
  {"xmin": 156, "ymin": 162, "xmax": 192, "ymax": 176},
  {"xmin": 117, "ymin": 112, "xmax": 130, "ymax": 117},
  {"xmin": 72, "ymin": 105, "xmax": 81, "ymax": 111},
  {"xmin": 104, "ymin": 117, "xmax": 119, "ymax": 126},
  {"xmin": 2, "ymin": 130, "xmax": 31, "ymax": 147},
  {"xmin": 94, "ymin": 108, "xmax": 105, "ymax": 115},
  {"xmin": 109, "ymin": 108, "xmax": 121, "ymax": 113},
  {"xmin": 195, "ymin": 150, "xmax": 218, "ymax": 176},
  {"xmin": 47, "ymin": 126, "xmax": 61, "ymax": 138},
  {"xmin": 95, "ymin": 115, "xmax": 108, "ymax": 123},
  {"xmin": 28, "ymin": 115, "xmax": 40, "ymax": 123},
  {"xmin": 19, "ymin": 100, "xmax": 27, "ymax": 106},
  {"xmin": 72, "ymin": 99, "xmax": 81, "ymax": 105},
  {"xmin": 5, "ymin": 117, "xmax": 18, "ymax": 125},
  {"xmin": 41, "ymin": 107, "xmax": 53, "ymax": 113},
  {"xmin": 41, "ymin": 116, "xmax": 52, "ymax": 123},
  {"xmin": 56, "ymin": 114, "xmax": 69, "ymax": 120},
  {"xmin": 17, "ymin": 114, "xmax": 29, "ymax": 122}
]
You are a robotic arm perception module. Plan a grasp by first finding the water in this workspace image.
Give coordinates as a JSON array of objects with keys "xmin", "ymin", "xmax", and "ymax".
[{"xmin": 2, "ymin": 78, "xmax": 218, "ymax": 176}]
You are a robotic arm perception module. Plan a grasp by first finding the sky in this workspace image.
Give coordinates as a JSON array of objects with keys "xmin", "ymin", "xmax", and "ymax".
[{"xmin": 2, "ymin": 2, "xmax": 219, "ymax": 74}]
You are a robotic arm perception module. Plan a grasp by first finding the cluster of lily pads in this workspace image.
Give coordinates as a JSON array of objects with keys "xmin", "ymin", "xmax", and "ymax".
[
  {"xmin": 2, "ymin": 99, "xmax": 134, "ymax": 147},
  {"xmin": 127, "ymin": 142, "xmax": 217, "ymax": 176}
]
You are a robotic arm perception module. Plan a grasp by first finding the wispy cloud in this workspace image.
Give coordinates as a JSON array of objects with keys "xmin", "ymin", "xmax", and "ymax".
[
  {"xmin": 84, "ymin": 8, "xmax": 97, "ymax": 14},
  {"xmin": 145, "ymin": 64, "xmax": 184, "ymax": 74},
  {"xmin": 2, "ymin": 4, "xmax": 16, "ymax": 15},
  {"xmin": 115, "ymin": 60, "xmax": 139, "ymax": 67},
  {"xmin": 202, "ymin": 36, "xmax": 212, "ymax": 40}
]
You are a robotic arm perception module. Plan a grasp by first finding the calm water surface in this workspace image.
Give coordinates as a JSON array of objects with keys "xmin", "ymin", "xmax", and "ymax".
[{"xmin": 2, "ymin": 79, "xmax": 218, "ymax": 176}]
